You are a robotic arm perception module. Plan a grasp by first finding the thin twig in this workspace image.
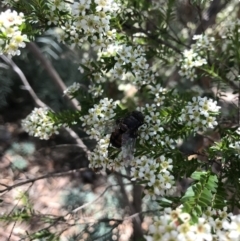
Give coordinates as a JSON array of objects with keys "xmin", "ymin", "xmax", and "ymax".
[
  {"xmin": 72, "ymin": 209, "xmax": 161, "ymax": 224},
  {"xmin": 115, "ymin": 174, "xmax": 143, "ymax": 239},
  {"xmin": 1, "ymin": 55, "xmax": 46, "ymax": 108},
  {"xmin": 114, "ymin": 171, "xmax": 132, "ymax": 181},
  {"xmin": 7, "ymin": 220, "xmax": 17, "ymax": 241},
  {"xmin": 6, "ymin": 184, "xmax": 33, "ymax": 217},
  {"xmin": 0, "ymin": 168, "xmax": 87, "ymax": 193},
  {"xmin": 27, "ymin": 42, "xmax": 81, "ymax": 111},
  {"xmin": 5, "ymin": 184, "xmax": 33, "ymax": 241},
  {"xmin": 190, "ymin": 0, "xmax": 230, "ymax": 44},
  {"xmin": 71, "ymin": 183, "xmax": 132, "ymax": 213}
]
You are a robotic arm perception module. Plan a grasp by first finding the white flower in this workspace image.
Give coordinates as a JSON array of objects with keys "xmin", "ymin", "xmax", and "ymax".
[
  {"xmin": 0, "ymin": 10, "xmax": 28, "ymax": 56},
  {"xmin": 189, "ymin": 218, "xmax": 212, "ymax": 241},
  {"xmin": 180, "ymin": 96, "xmax": 221, "ymax": 132},
  {"xmin": 183, "ymin": 49, "xmax": 197, "ymax": 61},
  {"xmin": 22, "ymin": 108, "xmax": 60, "ymax": 140},
  {"xmin": 225, "ymin": 215, "xmax": 240, "ymax": 239},
  {"xmin": 236, "ymin": 127, "xmax": 240, "ymax": 135},
  {"xmin": 178, "ymin": 34, "xmax": 214, "ymax": 80},
  {"xmin": 194, "ymin": 57, "xmax": 207, "ymax": 67},
  {"xmin": 63, "ymin": 82, "xmax": 81, "ymax": 96},
  {"xmin": 88, "ymin": 84, "xmax": 103, "ymax": 98},
  {"xmin": 72, "ymin": 0, "xmax": 90, "ymax": 16}
]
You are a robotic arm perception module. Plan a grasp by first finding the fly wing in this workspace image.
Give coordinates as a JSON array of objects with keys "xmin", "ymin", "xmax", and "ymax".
[
  {"xmin": 121, "ymin": 132, "xmax": 136, "ymax": 163},
  {"xmin": 104, "ymin": 119, "xmax": 117, "ymax": 134}
]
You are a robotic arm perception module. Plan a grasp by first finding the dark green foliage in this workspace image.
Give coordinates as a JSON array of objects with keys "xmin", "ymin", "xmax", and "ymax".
[
  {"xmin": 165, "ymin": 0, "xmax": 177, "ymax": 24},
  {"xmin": 181, "ymin": 171, "xmax": 218, "ymax": 221},
  {"xmin": 172, "ymin": 154, "xmax": 200, "ymax": 178},
  {"xmin": 28, "ymin": 230, "xmax": 59, "ymax": 241},
  {"xmin": 212, "ymin": 182, "xmax": 227, "ymax": 210},
  {"xmin": 0, "ymin": 208, "xmax": 31, "ymax": 222},
  {"xmin": 48, "ymin": 109, "xmax": 82, "ymax": 126}
]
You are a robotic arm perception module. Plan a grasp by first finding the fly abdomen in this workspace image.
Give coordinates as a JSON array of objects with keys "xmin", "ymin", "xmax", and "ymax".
[{"xmin": 110, "ymin": 130, "xmax": 122, "ymax": 148}]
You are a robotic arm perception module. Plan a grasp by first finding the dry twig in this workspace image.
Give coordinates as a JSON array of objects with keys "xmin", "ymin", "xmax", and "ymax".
[{"xmin": 0, "ymin": 168, "xmax": 87, "ymax": 193}]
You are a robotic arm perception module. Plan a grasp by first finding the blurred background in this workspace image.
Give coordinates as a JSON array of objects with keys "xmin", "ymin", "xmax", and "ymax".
[{"xmin": 0, "ymin": 0, "xmax": 239, "ymax": 240}]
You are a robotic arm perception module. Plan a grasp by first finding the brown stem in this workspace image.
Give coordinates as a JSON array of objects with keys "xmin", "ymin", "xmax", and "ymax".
[
  {"xmin": 115, "ymin": 174, "xmax": 143, "ymax": 240},
  {"xmin": 0, "ymin": 168, "xmax": 88, "ymax": 193},
  {"xmin": 27, "ymin": 42, "xmax": 81, "ymax": 111},
  {"xmin": 190, "ymin": 0, "xmax": 230, "ymax": 44},
  {"xmin": 132, "ymin": 184, "xmax": 143, "ymax": 240}
]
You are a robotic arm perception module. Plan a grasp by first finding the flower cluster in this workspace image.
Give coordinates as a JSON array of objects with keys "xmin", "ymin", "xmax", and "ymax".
[
  {"xmin": 147, "ymin": 84, "xmax": 167, "ymax": 106},
  {"xmin": 137, "ymin": 103, "xmax": 175, "ymax": 150},
  {"xmin": 131, "ymin": 155, "xmax": 176, "ymax": 199},
  {"xmin": 229, "ymin": 141, "xmax": 240, "ymax": 158},
  {"xmin": 80, "ymin": 98, "xmax": 127, "ymax": 170},
  {"xmin": 179, "ymin": 34, "xmax": 215, "ymax": 81},
  {"xmin": 178, "ymin": 48, "xmax": 206, "ymax": 81},
  {"xmin": 88, "ymin": 135, "xmax": 125, "ymax": 171},
  {"xmin": 64, "ymin": 80, "xmax": 104, "ymax": 99},
  {"xmin": 84, "ymin": 100, "xmax": 177, "ymax": 192},
  {"xmin": 145, "ymin": 206, "xmax": 240, "ymax": 241},
  {"xmin": 21, "ymin": 107, "xmax": 60, "ymax": 140},
  {"xmin": 88, "ymin": 135, "xmax": 110, "ymax": 170},
  {"xmin": 87, "ymin": 42, "xmax": 157, "ymax": 94},
  {"xmin": 44, "ymin": 0, "xmax": 73, "ymax": 27},
  {"xmin": 63, "ymin": 82, "xmax": 81, "ymax": 96},
  {"xmin": 0, "ymin": 9, "xmax": 28, "ymax": 56},
  {"xmin": 179, "ymin": 96, "xmax": 221, "ymax": 132},
  {"xmin": 192, "ymin": 34, "xmax": 215, "ymax": 52},
  {"xmin": 46, "ymin": 0, "xmax": 72, "ymax": 13},
  {"xmin": 145, "ymin": 207, "xmax": 211, "ymax": 241},
  {"xmin": 106, "ymin": 44, "xmax": 155, "ymax": 86},
  {"xmin": 80, "ymin": 98, "xmax": 118, "ymax": 140},
  {"xmin": 88, "ymin": 84, "xmax": 103, "ymax": 98},
  {"xmin": 57, "ymin": 0, "xmax": 119, "ymax": 50},
  {"xmin": 53, "ymin": 0, "xmax": 155, "ymax": 89}
]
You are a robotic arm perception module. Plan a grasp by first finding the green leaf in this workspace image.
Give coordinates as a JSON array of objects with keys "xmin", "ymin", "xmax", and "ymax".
[
  {"xmin": 181, "ymin": 172, "xmax": 218, "ymax": 217},
  {"xmin": 191, "ymin": 171, "xmax": 205, "ymax": 180}
]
